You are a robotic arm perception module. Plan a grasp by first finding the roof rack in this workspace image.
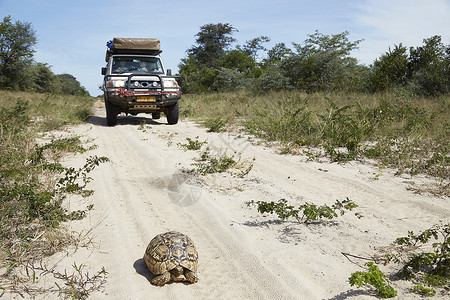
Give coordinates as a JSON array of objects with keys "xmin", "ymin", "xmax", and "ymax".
[{"xmin": 105, "ymin": 38, "xmax": 162, "ymax": 61}]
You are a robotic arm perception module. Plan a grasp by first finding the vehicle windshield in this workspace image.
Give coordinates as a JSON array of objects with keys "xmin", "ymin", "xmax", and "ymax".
[{"xmin": 112, "ymin": 56, "xmax": 163, "ymax": 74}]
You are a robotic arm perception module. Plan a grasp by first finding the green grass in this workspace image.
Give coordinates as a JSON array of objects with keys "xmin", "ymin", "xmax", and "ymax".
[{"xmin": 181, "ymin": 91, "xmax": 449, "ymax": 191}]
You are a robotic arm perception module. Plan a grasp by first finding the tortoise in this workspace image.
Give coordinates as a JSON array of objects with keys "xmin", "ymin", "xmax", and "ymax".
[{"xmin": 143, "ymin": 231, "xmax": 199, "ymax": 286}]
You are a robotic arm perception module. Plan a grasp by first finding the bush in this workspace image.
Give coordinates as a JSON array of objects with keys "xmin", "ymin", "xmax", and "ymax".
[
  {"xmin": 253, "ymin": 67, "xmax": 292, "ymax": 92},
  {"xmin": 349, "ymin": 262, "xmax": 397, "ymax": 298},
  {"xmin": 210, "ymin": 67, "xmax": 253, "ymax": 92},
  {"xmin": 247, "ymin": 198, "xmax": 357, "ymax": 224},
  {"xmin": 0, "ymin": 92, "xmax": 104, "ymax": 289}
]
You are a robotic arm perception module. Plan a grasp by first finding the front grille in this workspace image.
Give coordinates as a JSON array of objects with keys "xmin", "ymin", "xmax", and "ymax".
[{"xmin": 130, "ymin": 80, "xmax": 161, "ymax": 89}]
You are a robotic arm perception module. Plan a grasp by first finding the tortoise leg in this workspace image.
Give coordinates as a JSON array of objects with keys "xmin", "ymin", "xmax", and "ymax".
[
  {"xmin": 184, "ymin": 270, "xmax": 199, "ymax": 284},
  {"xmin": 152, "ymin": 271, "xmax": 171, "ymax": 286}
]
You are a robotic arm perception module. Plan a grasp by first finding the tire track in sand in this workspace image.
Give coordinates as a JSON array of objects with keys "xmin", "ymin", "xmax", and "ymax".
[{"xmin": 82, "ymin": 114, "xmax": 303, "ymax": 299}]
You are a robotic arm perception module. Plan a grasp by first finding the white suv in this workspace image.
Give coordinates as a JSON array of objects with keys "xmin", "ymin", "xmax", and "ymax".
[{"xmin": 101, "ymin": 38, "xmax": 181, "ymax": 126}]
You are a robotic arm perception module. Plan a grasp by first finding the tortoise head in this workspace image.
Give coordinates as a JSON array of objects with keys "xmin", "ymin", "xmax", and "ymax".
[{"xmin": 170, "ymin": 266, "xmax": 185, "ymax": 282}]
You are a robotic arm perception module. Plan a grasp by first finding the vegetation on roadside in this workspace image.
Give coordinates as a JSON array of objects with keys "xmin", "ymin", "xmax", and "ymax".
[
  {"xmin": 178, "ymin": 22, "xmax": 449, "ymax": 195},
  {"xmin": 349, "ymin": 262, "xmax": 398, "ymax": 298},
  {"xmin": 247, "ymin": 198, "xmax": 357, "ymax": 224},
  {"xmin": 0, "ymin": 91, "xmax": 107, "ymax": 298},
  {"xmin": 2, "ymin": 14, "xmax": 448, "ymax": 299},
  {"xmin": 202, "ymin": 117, "xmax": 227, "ymax": 132},
  {"xmin": 347, "ymin": 223, "xmax": 449, "ymax": 298},
  {"xmin": 25, "ymin": 262, "xmax": 108, "ymax": 299},
  {"xmin": 181, "ymin": 91, "xmax": 449, "ymax": 193},
  {"xmin": 177, "ymin": 136, "xmax": 208, "ymax": 151},
  {"xmin": 190, "ymin": 147, "xmax": 254, "ymax": 178}
]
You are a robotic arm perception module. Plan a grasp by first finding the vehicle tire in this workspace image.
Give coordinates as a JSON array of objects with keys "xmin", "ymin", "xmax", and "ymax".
[
  {"xmin": 105, "ymin": 100, "xmax": 118, "ymax": 126},
  {"xmin": 165, "ymin": 102, "xmax": 179, "ymax": 125},
  {"xmin": 152, "ymin": 112, "xmax": 161, "ymax": 119}
]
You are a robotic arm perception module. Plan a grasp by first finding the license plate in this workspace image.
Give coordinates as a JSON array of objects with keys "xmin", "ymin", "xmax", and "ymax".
[{"xmin": 137, "ymin": 96, "xmax": 156, "ymax": 102}]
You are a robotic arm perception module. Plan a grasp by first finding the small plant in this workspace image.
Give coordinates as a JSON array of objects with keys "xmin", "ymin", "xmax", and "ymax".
[
  {"xmin": 202, "ymin": 117, "xmax": 226, "ymax": 132},
  {"xmin": 346, "ymin": 223, "xmax": 449, "ymax": 297},
  {"xmin": 319, "ymin": 99, "xmax": 365, "ymax": 162},
  {"xmin": 56, "ymin": 155, "xmax": 110, "ymax": 197},
  {"xmin": 411, "ymin": 284, "xmax": 436, "ymax": 297},
  {"xmin": 191, "ymin": 147, "xmax": 236, "ymax": 175},
  {"xmin": 190, "ymin": 147, "xmax": 253, "ymax": 177},
  {"xmin": 26, "ymin": 261, "xmax": 108, "ymax": 299},
  {"xmin": 247, "ymin": 198, "xmax": 357, "ymax": 224},
  {"xmin": 303, "ymin": 149, "xmax": 322, "ymax": 162},
  {"xmin": 387, "ymin": 223, "xmax": 449, "ymax": 296},
  {"xmin": 177, "ymin": 136, "xmax": 207, "ymax": 151},
  {"xmin": 229, "ymin": 158, "xmax": 254, "ymax": 178},
  {"xmin": 137, "ymin": 121, "xmax": 151, "ymax": 132},
  {"xmin": 349, "ymin": 262, "xmax": 397, "ymax": 298},
  {"xmin": 159, "ymin": 132, "xmax": 176, "ymax": 146}
]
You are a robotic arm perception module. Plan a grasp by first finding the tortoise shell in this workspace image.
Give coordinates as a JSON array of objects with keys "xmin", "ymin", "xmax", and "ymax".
[{"xmin": 144, "ymin": 231, "xmax": 198, "ymax": 276}]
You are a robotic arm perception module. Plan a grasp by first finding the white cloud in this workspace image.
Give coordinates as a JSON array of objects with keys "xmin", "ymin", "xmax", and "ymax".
[{"xmin": 353, "ymin": 0, "xmax": 450, "ymax": 64}]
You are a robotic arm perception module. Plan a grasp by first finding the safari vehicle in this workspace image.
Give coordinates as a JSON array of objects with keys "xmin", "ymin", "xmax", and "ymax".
[{"xmin": 101, "ymin": 38, "xmax": 181, "ymax": 126}]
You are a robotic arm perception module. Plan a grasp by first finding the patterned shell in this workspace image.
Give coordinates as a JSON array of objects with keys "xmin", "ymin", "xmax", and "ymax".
[{"xmin": 144, "ymin": 231, "xmax": 198, "ymax": 275}]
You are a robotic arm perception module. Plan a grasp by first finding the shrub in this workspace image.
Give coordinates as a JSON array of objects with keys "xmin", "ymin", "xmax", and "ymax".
[
  {"xmin": 177, "ymin": 136, "xmax": 208, "ymax": 151},
  {"xmin": 348, "ymin": 223, "xmax": 449, "ymax": 297},
  {"xmin": 349, "ymin": 262, "xmax": 397, "ymax": 298},
  {"xmin": 253, "ymin": 67, "xmax": 292, "ymax": 92},
  {"xmin": 0, "ymin": 92, "xmax": 106, "ymax": 297},
  {"xmin": 190, "ymin": 147, "xmax": 253, "ymax": 177},
  {"xmin": 247, "ymin": 198, "xmax": 357, "ymax": 224}
]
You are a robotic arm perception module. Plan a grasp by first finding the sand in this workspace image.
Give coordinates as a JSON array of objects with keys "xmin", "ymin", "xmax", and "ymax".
[{"xmin": 11, "ymin": 101, "xmax": 449, "ymax": 299}]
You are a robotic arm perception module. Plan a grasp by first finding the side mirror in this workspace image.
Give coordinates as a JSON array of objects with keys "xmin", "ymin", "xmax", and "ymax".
[
  {"xmin": 167, "ymin": 69, "xmax": 172, "ymax": 76},
  {"xmin": 101, "ymin": 67, "xmax": 107, "ymax": 75}
]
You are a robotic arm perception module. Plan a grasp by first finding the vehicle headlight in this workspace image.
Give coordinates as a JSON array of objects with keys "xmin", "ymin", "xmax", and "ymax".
[
  {"xmin": 163, "ymin": 79, "xmax": 178, "ymax": 88},
  {"xmin": 106, "ymin": 80, "xmax": 125, "ymax": 88}
]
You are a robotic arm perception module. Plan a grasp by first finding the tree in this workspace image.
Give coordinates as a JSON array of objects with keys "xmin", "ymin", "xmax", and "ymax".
[
  {"xmin": 30, "ymin": 62, "xmax": 56, "ymax": 93},
  {"xmin": 408, "ymin": 35, "xmax": 449, "ymax": 96},
  {"xmin": 282, "ymin": 31, "xmax": 363, "ymax": 92},
  {"xmin": 242, "ymin": 36, "xmax": 270, "ymax": 59},
  {"xmin": 187, "ymin": 23, "xmax": 237, "ymax": 67},
  {"xmin": 55, "ymin": 74, "xmax": 88, "ymax": 96},
  {"xmin": 370, "ymin": 44, "xmax": 409, "ymax": 91},
  {"xmin": 254, "ymin": 67, "xmax": 292, "ymax": 92},
  {"xmin": 210, "ymin": 67, "xmax": 251, "ymax": 92},
  {"xmin": 292, "ymin": 30, "xmax": 363, "ymax": 58},
  {"xmin": 218, "ymin": 49, "xmax": 258, "ymax": 77},
  {"xmin": 180, "ymin": 23, "xmax": 238, "ymax": 92},
  {"xmin": 0, "ymin": 15, "xmax": 37, "ymax": 89},
  {"xmin": 263, "ymin": 43, "xmax": 294, "ymax": 68},
  {"xmin": 178, "ymin": 54, "xmax": 217, "ymax": 93}
]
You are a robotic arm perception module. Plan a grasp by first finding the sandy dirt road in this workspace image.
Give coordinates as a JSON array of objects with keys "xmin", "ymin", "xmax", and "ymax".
[{"xmin": 25, "ymin": 101, "xmax": 449, "ymax": 299}]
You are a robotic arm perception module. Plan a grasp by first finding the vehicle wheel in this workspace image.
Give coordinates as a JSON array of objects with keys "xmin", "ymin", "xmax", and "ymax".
[
  {"xmin": 165, "ymin": 102, "xmax": 179, "ymax": 125},
  {"xmin": 152, "ymin": 112, "xmax": 161, "ymax": 119},
  {"xmin": 105, "ymin": 100, "xmax": 118, "ymax": 126}
]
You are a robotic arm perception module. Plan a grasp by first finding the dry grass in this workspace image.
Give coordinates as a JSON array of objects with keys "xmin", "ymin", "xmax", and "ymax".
[
  {"xmin": 181, "ymin": 90, "xmax": 449, "ymax": 189},
  {"xmin": 0, "ymin": 91, "xmax": 107, "ymax": 298}
]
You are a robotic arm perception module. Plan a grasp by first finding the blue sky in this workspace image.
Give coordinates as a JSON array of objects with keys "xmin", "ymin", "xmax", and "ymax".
[{"xmin": 1, "ymin": 0, "xmax": 449, "ymax": 96}]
